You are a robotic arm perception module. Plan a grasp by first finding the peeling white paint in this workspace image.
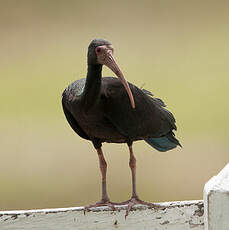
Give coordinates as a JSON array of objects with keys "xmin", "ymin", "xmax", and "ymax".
[
  {"xmin": 0, "ymin": 200, "xmax": 204, "ymax": 230},
  {"xmin": 204, "ymin": 163, "xmax": 229, "ymax": 230}
]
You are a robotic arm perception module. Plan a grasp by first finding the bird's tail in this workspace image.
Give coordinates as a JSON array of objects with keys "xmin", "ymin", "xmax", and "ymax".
[{"xmin": 144, "ymin": 132, "xmax": 181, "ymax": 152}]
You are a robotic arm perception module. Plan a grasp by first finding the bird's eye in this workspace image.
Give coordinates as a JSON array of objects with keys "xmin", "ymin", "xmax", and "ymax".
[{"xmin": 96, "ymin": 47, "xmax": 101, "ymax": 53}]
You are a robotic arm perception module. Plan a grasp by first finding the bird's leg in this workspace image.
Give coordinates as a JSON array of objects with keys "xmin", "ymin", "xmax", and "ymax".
[
  {"xmin": 118, "ymin": 144, "xmax": 159, "ymax": 218},
  {"xmin": 129, "ymin": 145, "xmax": 138, "ymax": 199},
  {"xmin": 97, "ymin": 147, "xmax": 109, "ymax": 203},
  {"xmin": 84, "ymin": 147, "xmax": 115, "ymax": 213}
]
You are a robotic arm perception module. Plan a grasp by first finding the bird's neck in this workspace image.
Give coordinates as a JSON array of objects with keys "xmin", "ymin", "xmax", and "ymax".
[{"xmin": 81, "ymin": 64, "xmax": 102, "ymax": 111}]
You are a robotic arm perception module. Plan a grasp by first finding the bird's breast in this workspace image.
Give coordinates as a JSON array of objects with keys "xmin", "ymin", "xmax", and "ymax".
[{"xmin": 72, "ymin": 106, "xmax": 126, "ymax": 143}]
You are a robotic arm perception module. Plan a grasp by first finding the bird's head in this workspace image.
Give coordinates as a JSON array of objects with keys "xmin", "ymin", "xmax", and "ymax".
[{"xmin": 87, "ymin": 38, "xmax": 135, "ymax": 109}]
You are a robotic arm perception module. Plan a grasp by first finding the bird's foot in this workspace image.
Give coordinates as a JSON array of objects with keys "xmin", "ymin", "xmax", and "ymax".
[
  {"xmin": 118, "ymin": 196, "xmax": 158, "ymax": 219},
  {"xmin": 84, "ymin": 199, "xmax": 116, "ymax": 215}
]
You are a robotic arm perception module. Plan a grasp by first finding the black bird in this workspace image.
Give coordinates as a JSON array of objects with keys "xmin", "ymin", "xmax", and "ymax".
[{"xmin": 62, "ymin": 38, "xmax": 181, "ymax": 215}]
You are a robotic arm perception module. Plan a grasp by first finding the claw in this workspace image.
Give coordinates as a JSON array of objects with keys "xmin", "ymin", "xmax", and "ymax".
[
  {"xmin": 84, "ymin": 200, "xmax": 116, "ymax": 215},
  {"xmin": 125, "ymin": 201, "xmax": 135, "ymax": 219},
  {"xmin": 118, "ymin": 197, "xmax": 157, "ymax": 219}
]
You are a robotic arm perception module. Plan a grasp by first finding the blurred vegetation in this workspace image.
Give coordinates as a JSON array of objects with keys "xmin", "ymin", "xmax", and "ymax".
[{"xmin": 0, "ymin": 0, "xmax": 229, "ymax": 210}]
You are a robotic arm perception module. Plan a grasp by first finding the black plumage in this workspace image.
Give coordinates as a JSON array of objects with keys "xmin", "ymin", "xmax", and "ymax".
[
  {"xmin": 62, "ymin": 39, "xmax": 181, "ymax": 215},
  {"xmin": 62, "ymin": 76, "xmax": 180, "ymax": 149}
]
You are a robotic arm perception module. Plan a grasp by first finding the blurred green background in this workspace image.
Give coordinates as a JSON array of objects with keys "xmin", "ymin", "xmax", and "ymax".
[{"xmin": 1, "ymin": 0, "xmax": 229, "ymax": 210}]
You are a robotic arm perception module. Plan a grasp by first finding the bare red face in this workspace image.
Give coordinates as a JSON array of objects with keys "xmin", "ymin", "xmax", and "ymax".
[{"xmin": 95, "ymin": 45, "xmax": 135, "ymax": 109}]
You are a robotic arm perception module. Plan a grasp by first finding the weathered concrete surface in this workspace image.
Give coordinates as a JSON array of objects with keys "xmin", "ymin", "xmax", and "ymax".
[
  {"xmin": 204, "ymin": 163, "xmax": 229, "ymax": 230},
  {"xmin": 0, "ymin": 200, "xmax": 204, "ymax": 230}
]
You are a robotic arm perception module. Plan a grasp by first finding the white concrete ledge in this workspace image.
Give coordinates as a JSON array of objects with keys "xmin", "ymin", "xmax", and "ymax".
[
  {"xmin": 0, "ymin": 200, "xmax": 204, "ymax": 230},
  {"xmin": 2, "ymin": 164, "xmax": 229, "ymax": 229},
  {"xmin": 204, "ymin": 163, "xmax": 229, "ymax": 230}
]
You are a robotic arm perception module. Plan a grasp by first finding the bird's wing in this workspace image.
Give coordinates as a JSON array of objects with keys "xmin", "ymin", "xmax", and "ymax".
[
  {"xmin": 101, "ymin": 77, "xmax": 177, "ymax": 140},
  {"xmin": 62, "ymin": 93, "xmax": 90, "ymax": 140}
]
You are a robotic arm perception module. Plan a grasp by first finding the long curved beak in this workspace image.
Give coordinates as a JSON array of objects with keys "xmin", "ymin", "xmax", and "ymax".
[{"xmin": 102, "ymin": 49, "xmax": 135, "ymax": 109}]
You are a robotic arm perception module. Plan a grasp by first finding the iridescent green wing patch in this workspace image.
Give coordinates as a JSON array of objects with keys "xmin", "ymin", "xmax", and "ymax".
[{"xmin": 64, "ymin": 78, "xmax": 86, "ymax": 101}]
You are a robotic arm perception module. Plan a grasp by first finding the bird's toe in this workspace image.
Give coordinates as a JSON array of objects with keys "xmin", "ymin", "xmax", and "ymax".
[
  {"xmin": 84, "ymin": 200, "xmax": 116, "ymax": 214},
  {"xmin": 116, "ymin": 197, "xmax": 159, "ymax": 219}
]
